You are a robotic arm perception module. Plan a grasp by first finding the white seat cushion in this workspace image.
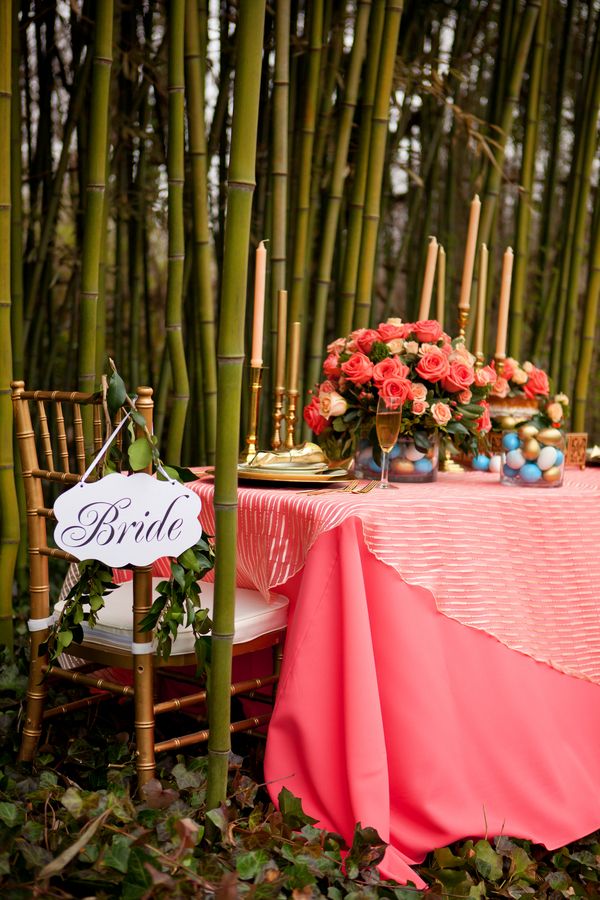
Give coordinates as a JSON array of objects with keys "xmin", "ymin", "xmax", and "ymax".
[{"xmin": 55, "ymin": 578, "xmax": 288, "ymax": 656}]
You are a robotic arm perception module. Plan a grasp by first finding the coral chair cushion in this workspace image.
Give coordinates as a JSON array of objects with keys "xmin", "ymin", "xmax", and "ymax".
[{"xmin": 55, "ymin": 579, "xmax": 288, "ymax": 656}]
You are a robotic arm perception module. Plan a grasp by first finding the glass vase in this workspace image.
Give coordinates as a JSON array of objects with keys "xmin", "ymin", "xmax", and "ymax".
[
  {"xmin": 353, "ymin": 434, "xmax": 439, "ymax": 483},
  {"xmin": 500, "ymin": 425, "xmax": 565, "ymax": 488}
]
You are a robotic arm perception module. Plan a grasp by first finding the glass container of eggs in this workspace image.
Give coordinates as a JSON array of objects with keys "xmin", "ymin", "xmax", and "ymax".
[
  {"xmin": 353, "ymin": 434, "xmax": 439, "ymax": 483},
  {"xmin": 500, "ymin": 423, "xmax": 565, "ymax": 487}
]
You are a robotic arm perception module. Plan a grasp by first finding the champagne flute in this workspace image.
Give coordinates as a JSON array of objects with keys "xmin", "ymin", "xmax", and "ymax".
[{"xmin": 375, "ymin": 394, "xmax": 402, "ymax": 489}]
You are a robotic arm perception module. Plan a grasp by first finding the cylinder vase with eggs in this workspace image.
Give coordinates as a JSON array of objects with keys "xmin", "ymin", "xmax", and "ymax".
[
  {"xmin": 500, "ymin": 424, "xmax": 565, "ymax": 488},
  {"xmin": 353, "ymin": 433, "xmax": 439, "ymax": 484}
]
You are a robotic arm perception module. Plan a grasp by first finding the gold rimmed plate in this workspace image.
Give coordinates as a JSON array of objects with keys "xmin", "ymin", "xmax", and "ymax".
[{"xmin": 236, "ymin": 467, "xmax": 350, "ymax": 485}]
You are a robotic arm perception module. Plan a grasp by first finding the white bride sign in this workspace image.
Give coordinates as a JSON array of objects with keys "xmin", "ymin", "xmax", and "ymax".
[{"xmin": 54, "ymin": 472, "xmax": 203, "ymax": 567}]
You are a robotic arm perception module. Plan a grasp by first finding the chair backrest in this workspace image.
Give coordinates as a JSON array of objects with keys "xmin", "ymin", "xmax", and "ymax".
[{"xmin": 11, "ymin": 381, "xmax": 154, "ymax": 624}]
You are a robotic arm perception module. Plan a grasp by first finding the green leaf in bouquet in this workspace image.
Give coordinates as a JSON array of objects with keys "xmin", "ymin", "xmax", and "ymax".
[
  {"xmin": 332, "ymin": 417, "xmax": 349, "ymax": 432},
  {"xmin": 106, "ymin": 371, "xmax": 127, "ymax": 417},
  {"xmin": 413, "ymin": 430, "xmax": 432, "ymax": 453},
  {"xmin": 128, "ymin": 437, "xmax": 153, "ymax": 471}
]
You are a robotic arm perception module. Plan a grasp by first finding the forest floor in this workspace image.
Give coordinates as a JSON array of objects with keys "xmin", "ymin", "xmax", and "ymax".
[{"xmin": 1, "ymin": 606, "xmax": 599, "ymax": 899}]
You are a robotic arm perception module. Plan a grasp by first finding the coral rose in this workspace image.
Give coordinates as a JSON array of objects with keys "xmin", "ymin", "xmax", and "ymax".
[
  {"xmin": 379, "ymin": 376, "xmax": 414, "ymax": 409},
  {"xmin": 413, "ymin": 319, "xmax": 443, "ymax": 343},
  {"xmin": 476, "ymin": 401, "xmax": 492, "ymax": 434},
  {"xmin": 377, "ymin": 321, "xmax": 408, "ymax": 341},
  {"xmin": 372, "ymin": 356, "xmax": 410, "ymax": 386},
  {"xmin": 523, "ymin": 365, "xmax": 550, "ymax": 398},
  {"xmin": 458, "ymin": 389, "xmax": 472, "ymax": 404},
  {"xmin": 303, "ymin": 396, "xmax": 328, "ymax": 435},
  {"xmin": 491, "ymin": 376, "xmax": 510, "ymax": 398},
  {"xmin": 341, "ymin": 352, "xmax": 373, "ymax": 385},
  {"xmin": 415, "ymin": 348, "xmax": 450, "ymax": 383},
  {"xmin": 430, "ymin": 401, "xmax": 452, "ymax": 426},
  {"xmin": 441, "ymin": 361, "xmax": 475, "ymax": 393},
  {"xmin": 322, "ymin": 353, "xmax": 341, "ymax": 378},
  {"xmin": 474, "ymin": 365, "xmax": 497, "ymax": 387},
  {"xmin": 352, "ymin": 328, "xmax": 380, "ymax": 355},
  {"xmin": 319, "ymin": 390, "xmax": 347, "ymax": 418},
  {"xmin": 411, "ymin": 382, "xmax": 427, "ymax": 401},
  {"xmin": 411, "ymin": 399, "xmax": 428, "ymax": 415}
]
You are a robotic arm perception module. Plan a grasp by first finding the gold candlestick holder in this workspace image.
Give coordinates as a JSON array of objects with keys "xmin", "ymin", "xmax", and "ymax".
[
  {"xmin": 271, "ymin": 384, "xmax": 286, "ymax": 450},
  {"xmin": 241, "ymin": 365, "xmax": 263, "ymax": 463},
  {"xmin": 457, "ymin": 307, "xmax": 469, "ymax": 341},
  {"xmin": 494, "ymin": 354, "xmax": 505, "ymax": 378},
  {"xmin": 475, "ymin": 350, "xmax": 485, "ymax": 369},
  {"xmin": 285, "ymin": 389, "xmax": 298, "ymax": 450}
]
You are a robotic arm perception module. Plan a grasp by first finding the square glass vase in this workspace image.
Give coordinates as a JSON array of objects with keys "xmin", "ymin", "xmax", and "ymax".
[
  {"xmin": 353, "ymin": 434, "xmax": 439, "ymax": 483},
  {"xmin": 500, "ymin": 425, "xmax": 565, "ymax": 487}
]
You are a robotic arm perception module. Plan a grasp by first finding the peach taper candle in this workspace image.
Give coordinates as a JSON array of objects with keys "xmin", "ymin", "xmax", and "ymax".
[
  {"xmin": 250, "ymin": 240, "xmax": 267, "ymax": 367},
  {"xmin": 418, "ymin": 236, "xmax": 439, "ymax": 321},
  {"xmin": 495, "ymin": 246, "xmax": 514, "ymax": 368}
]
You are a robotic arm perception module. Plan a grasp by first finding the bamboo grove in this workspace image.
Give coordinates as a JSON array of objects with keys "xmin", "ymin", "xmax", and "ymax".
[{"xmin": 1, "ymin": 0, "xmax": 600, "ymax": 769}]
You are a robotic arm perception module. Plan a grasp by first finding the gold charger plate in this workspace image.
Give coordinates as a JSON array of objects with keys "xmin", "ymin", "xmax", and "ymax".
[{"xmin": 236, "ymin": 467, "xmax": 349, "ymax": 485}]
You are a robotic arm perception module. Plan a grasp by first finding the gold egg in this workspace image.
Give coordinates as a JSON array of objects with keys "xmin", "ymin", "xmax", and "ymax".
[
  {"xmin": 518, "ymin": 423, "xmax": 539, "ymax": 440},
  {"xmin": 542, "ymin": 466, "xmax": 562, "ymax": 484},
  {"xmin": 392, "ymin": 459, "xmax": 415, "ymax": 474},
  {"xmin": 522, "ymin": 438, "xmax": 541, "ymax": 460},
  {"xmin": 537, "ymin": 428, "xmax": 563, "ymax": 447},
  {"xmin": 499, "ymin": 416, "xmax": 517, "ymax": 430}
]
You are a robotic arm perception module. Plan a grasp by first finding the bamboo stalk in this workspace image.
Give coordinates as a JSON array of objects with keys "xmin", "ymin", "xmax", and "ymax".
[
  {"xmin": 77, "ymin": 0, "xmax": 114, "ymax": 449},
  {"xmin": 573, "ymin": 185, "xmax": 600, "ymax": 432},
  {"xmin": 353, "ymin": 0, "xmax": 403, "ymax": 329},
  {"xmin": 509, "ymin": 0, "xmax": 548, "ymax": 359},
  {"xmin": 336, "ymin": 1, "xmax": 385, "ymax": 335},
  {"xmin": 185, "ymin": 0, "xmax": 217, "ymax": 464},
  {"xmin": 10, "ymin": 2, "xmax": 22, "ymax": 381},
  {"xmin": 165, "ymin": 0, "xmax": 189, "ymax": 464},
  {"xmin": 304, "ymin": 0, "xmax": 371, "ymax": 416},
  {"xmin": 208, "ymin": 0, "xmax": 266, "ymax": 810},
  {"xmin": 0, "ymin": 0, "xmax": 18, "ymax": 652}
]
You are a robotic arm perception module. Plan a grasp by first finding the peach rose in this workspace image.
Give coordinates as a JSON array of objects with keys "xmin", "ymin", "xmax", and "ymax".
[
  {"xmin": 523, "ymin": 361, "xmax": 534, "ymax": 374},
  {"xmin": 319, "ymin": 390, "xmax": 347, "ymax": 418},
  {"xmin": 511, "ymin": 367, "xmax": 528, "ymax": 385},
  {"xmin": 303, "ymin": 396, "xmax": 328, "ymax": 435},
  {"xmin": 411, "ymin": 399, "xmax": 428, "ymax": 415},
  {"xmin": 402, "ymin": 340, "xmax": 419, "ymax": 355},
  {"xmin": 377, "ymin": 321, "xmax": 408, "ymax": 341},
  {"xmin": 327, "ymin": 337, "xmax": 346, "ymax": 354},
  {"xmin": 449, "ymin": 344, "xmax": 476, "ymax": 367},
  {"xmin": 523, "ymin": 365, "xmax": 550, "ymax": 398},
  {"xmin": 415, "ymin": 347, "xmax": 450, "ymax": 383},
  {"xmin": 474, "ymin": 365, "xmax": 497, "ymax": 387},
  {"xmin": 491, "ymin": 376, "xmax": 510, "ymax": 398},
  {"xmin": 546, "ymin": 401, "xmax": 564, "ymax": 423},
  {"xmin": 458, "ymin": 389, "xmax": 472, "ymax": 404},
  {"xmin": 372, "ymin": 356, "xmax": 410, "ymax": 386},
  {"xmin": 341, "ymin": 352, "xmax": 373, "ymax": 385},
  {"xmin": 386, "ymin": 338, "xmax": 405, "ymax": 354},
  {"xmin": 476, "ymin": 401, "xmax": 492, "ymax": 434},
  {"xmin": 352, "ymin": 328, "xmax": 380, "ymax": 355},
  {"xmin": 411, "ymin": 382, "xmax": 427, "ymax": 401},
  {"xmin": 413, "ymin": 319, "xmax": 443, "ymax": 343},
  {"xmin": 323, "ymin": 353, "xmax": 341, "ymax": 378},
  {"xmin": 379, "ymin": 376, "xmax": 414, "ymax": 409},
  {"xmin": 442, "ymin": 361, "xmax": 475, "ymax": 393},
  {"xmin": 430, "ymin": 401, "xmax": 452, "ymax": 426}
]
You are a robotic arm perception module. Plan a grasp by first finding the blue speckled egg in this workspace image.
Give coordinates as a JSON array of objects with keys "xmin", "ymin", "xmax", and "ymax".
[
  {"xmin": 414, "ymin": 458, "xmax": 433, "ymax": 474},
  {"xmin": 472, "ymin": 454, "xmax": 490, "ymax": 471},
  {"xmin": 520, "ymin": 462, "xmax": 542, "ymax": 483},
  {"xmin": 502, "ymin": 432, "xmax": 520, "ymax": 452},
  {"xmin": 554, "ymin": 449, "xmax": 564, "ymax": 467},
  {"xmin": 503, "ymin": 464, "xmax": 519, "ymax": 478}
]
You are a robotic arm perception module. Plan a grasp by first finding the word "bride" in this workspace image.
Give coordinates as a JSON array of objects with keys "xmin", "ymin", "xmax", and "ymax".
[{"xmin": 59, "ymin": 495, "xmax": 187, "ymax": 549}]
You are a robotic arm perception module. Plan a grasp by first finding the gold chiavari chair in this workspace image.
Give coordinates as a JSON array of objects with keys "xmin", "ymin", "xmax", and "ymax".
[{"xmin": 11, "ymin": 381, "xmax": 288, "ymax": 785}]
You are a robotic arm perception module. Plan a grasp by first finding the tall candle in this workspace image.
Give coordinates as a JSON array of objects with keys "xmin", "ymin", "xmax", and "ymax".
[
  {"xmin": 475, "ymin": 243, "xmax": 488, "ymax": 357},
  {"xmin": 436, "ymin": 245, "xmax": 446, "ymax": 328},
  {"xmin": 288, "ymin": 321, "xmax": 301, "ymax": 393},
  {"xmin": 418, "ymin": 236, "xmax": 438, "ymax": 321},
  {"xmin": 275, "ymin": 289, "xmax": 288, "ymax": 388},
  {"xmin": 495, "ymin": 247, "xmax": 514, "ymax": 360},
  {"xmin": 250, "ymin": 240, "xmax": 267, "ymax": 367},
  {"xmin": 458, "ymin": 194, "xmax": 481, "ymax": 311}
]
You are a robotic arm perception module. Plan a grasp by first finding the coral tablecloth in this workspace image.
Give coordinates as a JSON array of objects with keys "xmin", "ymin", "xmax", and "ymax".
[{"xmin": 188, "ymin": 470, "xmax": 600, "ymax": 886}]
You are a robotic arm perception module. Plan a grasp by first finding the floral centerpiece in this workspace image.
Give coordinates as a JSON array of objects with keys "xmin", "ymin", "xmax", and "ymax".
[
  {"xmin": 304, "ymin": 318, "xmax": 494, "ymax": 469},
  {"xmin": 489, "ymin": 357, "xmax": 569, "ymax": 430}
]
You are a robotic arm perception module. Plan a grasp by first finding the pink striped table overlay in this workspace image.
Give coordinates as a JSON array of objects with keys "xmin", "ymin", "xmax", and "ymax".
[{"xmin": 186, "ymin": 468, "xmax": 600, "ymax": 685}]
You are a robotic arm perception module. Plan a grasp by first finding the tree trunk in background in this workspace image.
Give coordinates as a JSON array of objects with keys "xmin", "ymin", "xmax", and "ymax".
[{"xmin": 207, "ymin": 0, "xmax": 266, "ymax": 810}]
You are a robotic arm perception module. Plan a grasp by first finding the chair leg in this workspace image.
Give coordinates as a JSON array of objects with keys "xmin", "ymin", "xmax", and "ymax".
[
  {"xmin": 132, "ymin": 565, "xmax": 155, "ymax": 786},
  {"xmin": 18, "ymin": 631, "xmax": 48, "ymax": 762}
]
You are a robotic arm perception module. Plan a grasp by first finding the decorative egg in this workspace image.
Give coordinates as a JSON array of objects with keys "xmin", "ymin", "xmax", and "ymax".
[
  {"xmin": 499, "ymin": 416, "xmax": 518, "ymax": 430},
  {"xmin": 506, "ymin": 449, "xmax": 525, "ymax": 469},
  {"xmin": 537, "ymin": 445, "xmax": 558, "ymax": 471},
  {"xmin": 368, "ymin": 456, "xmax": 382, "ymax": 473},
  {"xmin": 414, "ymin": 458, "xmax": 433, "ymax": 474},
  {"xmin": 542, "ymin": 466, "xmax": 562, "ymax": 484},
  {"xmin": 554, "ymin": 449, "xmax": 565, "ymax": 467},
  {"xmin": 389, "ymin": 443, "xmax": 401, "ymax": 460},
  {"xmin": 537, "ymin": 428, "xmax": 563, "ymax": 447},
  {"xmin": 405, "ymin": 443, "xmax": 425, "ymax": 462},
  {"xmin": 472, "ymin": 454, "xmax": 490, "ymax": 471},
  {"xmin": 502, "ymin": 432, "xmax": 520, "ymax": 452},
  {"xmin": 503, "ymin": 464, "xmax": 519, "ymax": 478},
  {"xmin": 518, "ymin": 423, "xmax": 539, "ymax": 440},
  {"xmin": 390, "ymin": 458, "xmax": 414, "ymax": 474},
  {"xmin": 522, "ymin": 439, "xmax": 541, "ymax": 460},
  {"xmin": 489, "ymin": 455, "xmax": 502, "ymax": 473},
  {"xmin": 520, "ymin": 462, "xmax": 542, "ymax": 483}
]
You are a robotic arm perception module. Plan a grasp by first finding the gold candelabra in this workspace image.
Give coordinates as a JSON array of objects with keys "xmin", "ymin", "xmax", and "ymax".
[
  {"xmin": 457, "ymin": 307, "xmax": 469, "ymax": 341},
  {"xmin": 271, "ymin": 384, "xmax": 286, "ymax": 450},
  {"xmin": 241, "ymin": 365, "xmax": 263, "ymax": 463},
  {"xmin": 285, "ymin": 389, "xmax": 298, "ymax": 450}
]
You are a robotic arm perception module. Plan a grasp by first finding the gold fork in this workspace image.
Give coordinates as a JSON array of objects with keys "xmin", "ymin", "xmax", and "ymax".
[
  {"xmin": 303, "ymin": 478, "xmax": 360, "ymax": 496},
  {"xmin": 352, "ymin": 480, "xmax": 377, "ymax": 493}
]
